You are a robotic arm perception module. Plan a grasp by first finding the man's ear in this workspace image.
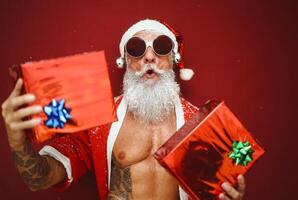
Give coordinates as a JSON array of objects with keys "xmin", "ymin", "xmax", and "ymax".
[
  {"xmin": 174, "ymin": 52, "xmax": 181, "ymax": 64},
  {"xmin": 170, "ymin": 52, "xmax": 176, "ymax": 67}
]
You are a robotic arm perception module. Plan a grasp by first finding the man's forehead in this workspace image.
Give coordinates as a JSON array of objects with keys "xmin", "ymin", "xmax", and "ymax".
[{"xmin": 132, "ymin": 30, "xmax": 162, "ymax": 41}]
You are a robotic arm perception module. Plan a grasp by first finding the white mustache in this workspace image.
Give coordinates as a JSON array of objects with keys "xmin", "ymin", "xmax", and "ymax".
[{"xmin": 134, "ymin": 64, "xmax": 166, "ymax": 77}]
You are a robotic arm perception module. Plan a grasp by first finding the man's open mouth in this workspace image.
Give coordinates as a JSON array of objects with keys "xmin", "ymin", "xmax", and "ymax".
[{"xmin": 144, "ymin": 69, "xmax": 157, "ymax": 79}]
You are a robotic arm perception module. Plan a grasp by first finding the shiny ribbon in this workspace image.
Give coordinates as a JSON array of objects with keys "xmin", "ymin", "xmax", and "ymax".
[
  {"xmin": 43, "ymin": 99, "xmax": 72, "ymax": 128},
  {"xmin": 228, "ymin": 141, "xmax": 254, "ymax": 166}
]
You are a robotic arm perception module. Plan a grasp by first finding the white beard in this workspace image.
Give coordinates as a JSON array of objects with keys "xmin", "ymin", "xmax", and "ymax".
[{"xmin": 123, "ymin": 64, "xmax": 180, "ymax": 124}]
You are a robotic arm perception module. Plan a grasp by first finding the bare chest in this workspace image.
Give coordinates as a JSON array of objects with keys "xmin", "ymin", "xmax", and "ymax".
[{"xmin": 112, "ymin": 113, "xmax": 177, "ymax": 167}]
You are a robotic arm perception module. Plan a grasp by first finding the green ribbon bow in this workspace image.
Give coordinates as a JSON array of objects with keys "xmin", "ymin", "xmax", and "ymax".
[{"xmin": 228, "ymin": 141, "xmax": 254, "ymax": 166}]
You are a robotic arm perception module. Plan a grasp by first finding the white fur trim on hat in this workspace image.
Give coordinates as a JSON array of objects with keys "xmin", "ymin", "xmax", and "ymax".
[{"xmin": 119, "ymin": 19, "xmax": 179, "ymax": 58}]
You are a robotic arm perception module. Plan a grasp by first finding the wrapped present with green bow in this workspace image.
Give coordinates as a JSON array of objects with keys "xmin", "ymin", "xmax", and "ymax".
[{"xmin": 154, "ymin": 100, "xmax": 265, "ymax": 200}]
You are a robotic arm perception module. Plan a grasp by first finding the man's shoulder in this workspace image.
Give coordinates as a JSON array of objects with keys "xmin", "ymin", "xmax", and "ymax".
[
  {"xmin": 180, "ymin": 97, "xmax": 199, "ymax": 110},
  {"xmin": 179, "ymin": 97, "xmax": 199, "ymax": 120},
  {"xmin": 114, "ymin": 95, "xmax": 123, "ymax": 106}
]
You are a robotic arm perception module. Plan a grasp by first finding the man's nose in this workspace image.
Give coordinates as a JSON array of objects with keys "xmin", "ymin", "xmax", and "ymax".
[{"xmin": 143, "ymin": 47, "xmax": 156, "ymax": 64}]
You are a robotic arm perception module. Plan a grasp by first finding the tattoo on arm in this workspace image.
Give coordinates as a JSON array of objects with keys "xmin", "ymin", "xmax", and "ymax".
[
  {"xmin": 11, "ymin": 140, "xmax": 51, "ymax": 190},
  {"xmin": 107, "ymin": 154, "xmax": 132, "ymax": 200}
]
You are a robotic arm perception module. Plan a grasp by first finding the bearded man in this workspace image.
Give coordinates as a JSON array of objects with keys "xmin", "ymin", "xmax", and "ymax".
[{"xmin": 1, "ymin": 19, "xmax": 246, "ymax": 200}]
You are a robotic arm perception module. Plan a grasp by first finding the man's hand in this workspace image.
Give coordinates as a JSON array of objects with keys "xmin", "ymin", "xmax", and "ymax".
[
  {"xmin": 1, "ymin": 78, "xmax": 66, "ymax": 191},
  {"xmin": 219, "ymin": 174, "xmax": 246, "ymax": 200},
  {"xmin": 1, "ymin": 78, "xmax": 42, "ymax": 150}
]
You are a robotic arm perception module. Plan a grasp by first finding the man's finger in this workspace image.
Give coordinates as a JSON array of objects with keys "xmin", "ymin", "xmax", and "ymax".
[
  {"xmin": 11, "ymin": 105, "xmax": 43, "ymax": 122},
  {"xmin": 221, "ymin": 182, "xmax": 241, "ymax": 200},
  {"xmin": 9, "ymin": 118, "xmax": 42, "ymax": 131},
  {"xmin": 219, "ymin": 193, "xmax": 231, "ymax": 200},
  {"xmin": 9, "ymin": 78, "xmax": 23, "ymax": 98},
  {"xmin": 237, "ymin": 174, "xmax": 246, "ymax": 195},
  {"xmin": 8, "ymin": 94, "xmax": 36, "ymax": 110}
]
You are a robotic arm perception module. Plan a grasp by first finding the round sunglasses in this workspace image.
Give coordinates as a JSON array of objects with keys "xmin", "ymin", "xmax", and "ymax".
[{"xmin": 125, "ymin": 35, "xmax": 174, "ymax": 58}]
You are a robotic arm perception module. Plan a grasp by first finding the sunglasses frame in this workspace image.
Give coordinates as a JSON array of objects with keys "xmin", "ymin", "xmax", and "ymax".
[{"xmin": 124, "ymin": 35, "xmax": 174, "ymax": 58}]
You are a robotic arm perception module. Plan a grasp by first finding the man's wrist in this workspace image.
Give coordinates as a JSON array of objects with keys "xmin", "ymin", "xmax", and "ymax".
[{"xmin": 9, "ymin": 139, "xmax": 27, "ymax": 152}]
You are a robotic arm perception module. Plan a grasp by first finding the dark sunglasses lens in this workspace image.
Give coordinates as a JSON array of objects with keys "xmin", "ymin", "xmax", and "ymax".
[
  {"xmin": 153, "ymin": 35, "xmax": 173, "ymax": 55},
  {"xmin": 125, "ymin": 37, "xmax": 146, "ymax": 57}
]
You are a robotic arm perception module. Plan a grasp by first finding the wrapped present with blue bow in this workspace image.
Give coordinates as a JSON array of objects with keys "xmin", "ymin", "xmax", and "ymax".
[
  {"xmin": 11, "ymin": 51, "xmax": 116, "ymax": 143},
  {"xmin": 154, "ymin": 100, "xmax": 265, "ymax": 200}
]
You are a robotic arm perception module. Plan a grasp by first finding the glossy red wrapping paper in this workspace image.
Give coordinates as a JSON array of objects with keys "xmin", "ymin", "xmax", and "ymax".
[
  {"xmin": 154, "ymin": 100, "xmax": 265, "ymax": 200},
  {"xmin": 18, "ymin": 51, "xmax": 116, "ymax": 143}
]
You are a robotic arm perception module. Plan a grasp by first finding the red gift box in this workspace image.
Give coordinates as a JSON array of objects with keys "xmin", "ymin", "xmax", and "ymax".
[
  {"xmin": 12, "ymin": 51, "xmax": 116, "ymax": 143},
  {"xmin": 154, "ymin": 100, "xmax": 265, "ymax": 200}
]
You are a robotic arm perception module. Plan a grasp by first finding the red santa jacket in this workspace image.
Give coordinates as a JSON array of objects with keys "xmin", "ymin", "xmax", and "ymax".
[{"xmin": 39, "ymin": 96, "xmax": 199, "ymax": 200}]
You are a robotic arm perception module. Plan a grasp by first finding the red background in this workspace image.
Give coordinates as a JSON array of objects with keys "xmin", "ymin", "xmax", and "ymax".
[{"xmin": 0, "ymin": 0, "xmax": 297, "ymax": 199}]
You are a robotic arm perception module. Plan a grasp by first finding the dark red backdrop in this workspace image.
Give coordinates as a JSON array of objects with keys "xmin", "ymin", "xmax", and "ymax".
[{"xmin": 0, "ymin": 0, "xmax": 297, "ymax": 199}]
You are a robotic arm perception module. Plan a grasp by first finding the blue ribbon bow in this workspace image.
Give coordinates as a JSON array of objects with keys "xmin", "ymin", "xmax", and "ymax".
[{"xmin": 43, "ymin": 99, "xmax": 72, "ymax": 128}]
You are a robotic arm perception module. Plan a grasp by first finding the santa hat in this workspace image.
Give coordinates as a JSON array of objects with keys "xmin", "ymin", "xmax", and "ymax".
[{"xmin": 116, "ymin": 19, "xmax": 194, "ymax": 81}]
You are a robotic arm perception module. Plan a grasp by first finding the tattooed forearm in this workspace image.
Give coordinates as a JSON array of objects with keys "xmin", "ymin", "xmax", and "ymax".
[
  {"xmin": 11, "ymin": 139, "xmax": 51, "ymax": 190},
  {"xmin": 108, "ymin": 154, "xmax": 132, "ymax": 200}
]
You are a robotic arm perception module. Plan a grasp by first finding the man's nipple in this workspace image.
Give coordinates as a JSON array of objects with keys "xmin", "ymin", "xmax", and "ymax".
[{"xmin": 117, "ymin": 151, "xmax": 126, "ymax": 160}]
